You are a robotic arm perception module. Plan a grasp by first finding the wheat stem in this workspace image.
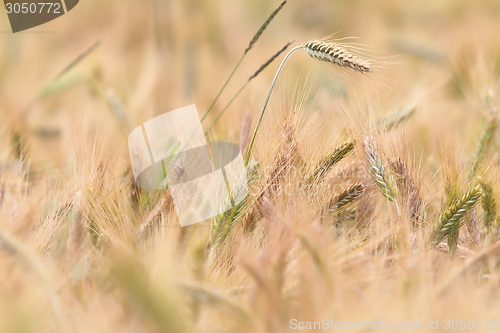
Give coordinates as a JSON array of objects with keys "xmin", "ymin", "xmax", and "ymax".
[
  {"xmin": 473, "ymin": 117, "xmax": 498, "ymax": 174},
  {"xmin": 201, "ymin": 54, "xmax": 245, "ymax": 123},
  {"xmin": 205, "ymin": 40, "xmax": 295, "ymax": 135},
  {"xmin": 307, "ymin": 139, "xmax": 355, "ymax": 184},
  {"xmin": 245, "ymin": 46, "xmax": 303, "ymax": 164},
  {"xmin": 201, "ymin": 1, "xmax": 287, "ymax": 123}
]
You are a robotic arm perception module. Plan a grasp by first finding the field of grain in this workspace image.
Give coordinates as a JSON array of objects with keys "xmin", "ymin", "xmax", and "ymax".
[{"xmin": 1, "ymin": 0, "xmax": 500, "ymax": 332}]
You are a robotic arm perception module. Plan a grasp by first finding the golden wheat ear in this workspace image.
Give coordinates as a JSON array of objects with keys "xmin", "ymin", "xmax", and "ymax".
[
  {"xmin": 201, "ymin": 0, "xmax": 287, "ymax": 122},
  {"xmin": 302, "ymin": 40, "xmax": 372, "ymax": 73},
  {"xmin": 245, "ymin": 36, "xmax": 385, "ymax": 164},
  {"xmin": 302, "ymin": 36, "xmax": 399, "ymax": 91}
]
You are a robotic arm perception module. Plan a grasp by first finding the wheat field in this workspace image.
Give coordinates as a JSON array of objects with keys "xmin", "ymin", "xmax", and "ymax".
[{"xmin": 1, "ymin": 0, "xmax": 500, "ymax": 332}]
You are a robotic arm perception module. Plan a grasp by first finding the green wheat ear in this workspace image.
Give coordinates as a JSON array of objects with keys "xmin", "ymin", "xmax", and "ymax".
[
  {"xmin": 480, "ymin": 181, "xmax": 499, "ymax": 239},
  {"xmin": 330, "ymin": 183, "xmax": 365, "ymax": 211},
  {"xmin": 363, "ymin": 135, "xmax": 397, "ymax": 202},
  {"xmin": 377, "ymin": 105, "xmax": 416, "ymax": 131},
  {"xmin": 473, "ymin": 117, "xmax": 498, "ymax": 175},
  {"xmin": 205, "ymin": 39, "xmax": 295, "ymax": 135},
  {"xmin": 306, "ymin": 139, "xmax": 355, "ymax": 184},
  {"xmin": 211, "ymin": 160, "xmax": 260, "ymax": 247},
  {"xmin": 245, "ymin": 36, "xmax": 374, "ymax": 164}
]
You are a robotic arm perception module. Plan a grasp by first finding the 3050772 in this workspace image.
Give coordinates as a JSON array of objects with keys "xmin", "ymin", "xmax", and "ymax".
[{"xmin": 5, "ymin": 3, "xmax": 62, "ymax": 14}]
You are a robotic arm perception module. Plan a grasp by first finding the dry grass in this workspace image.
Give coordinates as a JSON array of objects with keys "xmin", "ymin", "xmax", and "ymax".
[{"xmin": 1, "ymin": 0, "xmax": 500, "ymax": 332}]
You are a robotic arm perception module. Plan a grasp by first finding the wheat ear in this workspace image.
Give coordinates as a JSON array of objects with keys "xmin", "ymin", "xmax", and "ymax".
[
  {"xmin": 390, "ymin": 157, "xmax": 424, "ymax": 226},
  {"xmin": 23, "ymin": 41, "xmax": 100, "ymax": 117},
  {"xmin": 211, "ymin": 160, "xmax": 260, "ymax": 247},
  {"xmin": 0, "ymin": 228, "xmax": 69, "ymax": 332},
  {"xmin": 245, "ymin": 37, "xmax": 374, "ymax": 164},
  {"xmin": 363, "ymin": 136, "xmax": 397, "ymax": 202},
  {"xmin": 307, "ymin": 139, "xmax": 355, "ymax": 184},
  {"xmin": 473, "ymin": 117, "xmax": 498, "ymax": 174},
  {"xmin": 201, "ymin": 0, "xmax": 287, "ymax": 122},
  {"xmin": 331, "ymin": 183, "xmax": 365, "ymax": 210},
  {"xmin": 204, "ymin": 39, "xmax": 295, "ymax": 135},
  {"xmin": 480, "ymin": 181, "xmax": 499, "ymax": 238},
  {"xmin": 433, "ymin": 184, "xmax": 482, "ymax": 246},
  {"xmin": 302, "ymin": 40, "xmax": 372, "ymax": 73}
]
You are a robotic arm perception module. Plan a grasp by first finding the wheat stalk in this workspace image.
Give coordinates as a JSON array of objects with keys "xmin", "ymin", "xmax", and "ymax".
[
  {"xmin": 245, "ymin": 45, "xmax": 303, "ymax": 164},
  {"xmin": 480, "ymin": 181, "xmax": 499, "ymax": 238},
  {"xmin": 249, "ymin": 39, "xmax": 295, "ymax": 81},
  {"xmin": 201, "ymin": 0, "xmax": 287, "ymax": 122},
  {"xmin": 390, "ymin": 157, "xmax": 424, "ymax": 226},
  {"xmin": 245, "ymin": 36, "xmax": 374, "ymax": 164},
  {"xmin": 205, "ymin": 39, "xmax": 295, "ymax": 135}
]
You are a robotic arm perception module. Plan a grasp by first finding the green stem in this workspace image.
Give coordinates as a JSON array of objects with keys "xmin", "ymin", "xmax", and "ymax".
[
  {"xmin": 205, "ymin": 82, "xmax": 249, "ymax": 135},
  {"xmin": 201, "ymin": 53, "xmax": 246, "ymax": 123},
  {"xmin": 244, "ymin": 46, "xmax": 303, "ymax": 165}
]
